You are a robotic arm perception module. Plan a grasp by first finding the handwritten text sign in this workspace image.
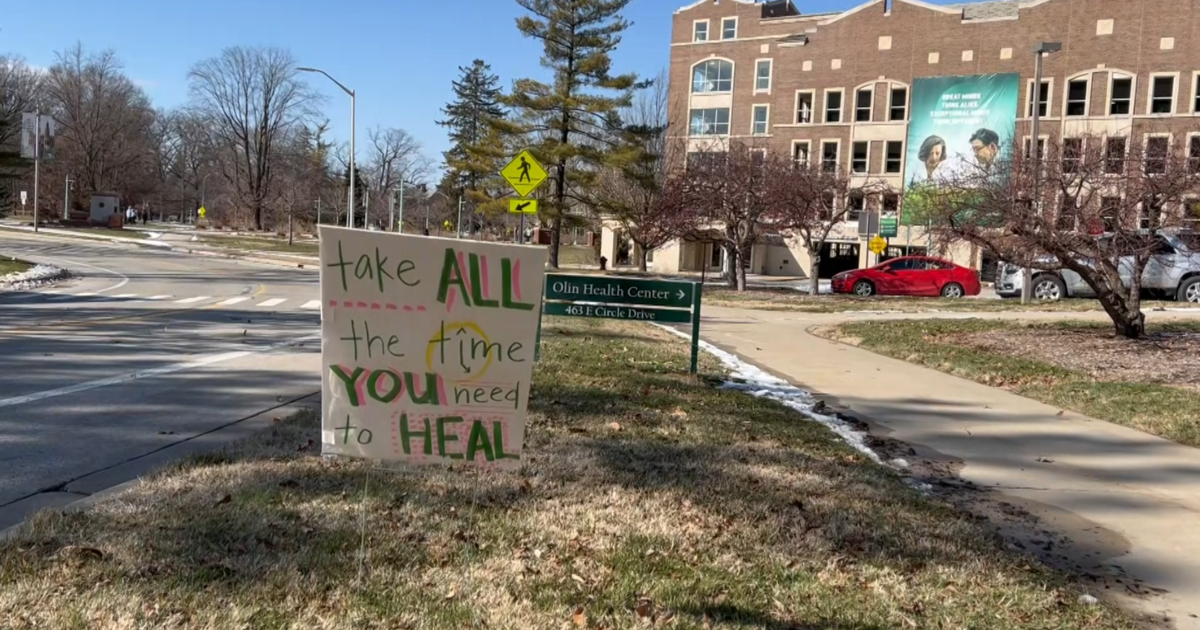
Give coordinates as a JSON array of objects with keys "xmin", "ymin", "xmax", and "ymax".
[{"xmin": 319, "ymin": 227, "xmax": 547, "ymax": 468}]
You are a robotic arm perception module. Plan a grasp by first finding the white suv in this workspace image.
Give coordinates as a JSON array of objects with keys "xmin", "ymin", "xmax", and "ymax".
[{"xmin": 995, "ymin": 233, "xmax": 1200, "ymax": 303}]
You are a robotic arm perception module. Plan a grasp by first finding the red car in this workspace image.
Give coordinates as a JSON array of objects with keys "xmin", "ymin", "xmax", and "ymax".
[{"xmin": 831, "ymin": 256, "xmax": 981, "ymax": 298}]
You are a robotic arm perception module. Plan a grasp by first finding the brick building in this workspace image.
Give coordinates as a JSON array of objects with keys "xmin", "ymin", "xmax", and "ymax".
[{"xmin": 600, "ymin": 0, "xmax": 1200, "ymax": 278}]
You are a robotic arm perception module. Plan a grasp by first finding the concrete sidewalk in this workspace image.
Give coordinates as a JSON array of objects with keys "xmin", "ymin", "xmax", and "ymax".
[{"xmin": 698, "ymin": 305, "xmax": 1200, "ymax": 628}]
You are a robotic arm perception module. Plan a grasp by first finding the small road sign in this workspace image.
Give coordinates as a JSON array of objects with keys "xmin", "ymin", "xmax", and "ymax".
[
  {"xmin": 869, "ymin": 235, "xmax": 887, "ymax": 255},
  {"xmin": 509, "ymin": 198, "xmax": 538, "ymax": 215},
  {"xmin": 198, "ymin": 206, "xmax": 207, "ymax": 218},
  {"xmin": 880, "ymin": 216, "xmax": 898, "ymax": 238},
  {"xmin": 538, "ymin": 273, "xmax": 704, "ymax": 373},
  {"xmin": 501, "ymin": 150, "xmax": 548, "ymax": 197},
  {"xmin": 19, "ymin": 191, "xmax": 27, "ymax": 205}
]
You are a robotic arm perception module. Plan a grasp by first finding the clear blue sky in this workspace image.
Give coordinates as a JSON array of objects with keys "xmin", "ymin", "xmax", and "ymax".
[{"xmin": 3, "ymin": 0, "xmax": 955, "ymax": 179}]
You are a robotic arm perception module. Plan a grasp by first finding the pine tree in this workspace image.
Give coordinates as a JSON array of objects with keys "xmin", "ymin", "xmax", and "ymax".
[
  {"xmin": 438, "ymin": 60, "xmax": 505, "ymax": 198},
  {"xmin": 503, "ymin": 0, "xmax": 645, "ymax": 268}
]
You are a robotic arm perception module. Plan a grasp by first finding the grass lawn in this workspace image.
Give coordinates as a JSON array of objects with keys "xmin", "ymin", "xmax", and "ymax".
[
  {"xmin": 828, "ymin": 319, "xmax": 1200, "ymax": 448},
  {"xmin": 704, "ymin": 286, "xmax": 1193, "ymax": 313},
  {"xmin": 559, "ymin": 244, "xmax": 598, "ymax": 266},
  {"xmin": 198, "ymin": 236, "xmax": 319, "ymax": 255},
  {"xmin": 0, "ymin": 257, "xmax": 32, "ymax": 277},
  {"xmin": 0, "ymin": 319, "xmax": 1134, "ymax": 629}
]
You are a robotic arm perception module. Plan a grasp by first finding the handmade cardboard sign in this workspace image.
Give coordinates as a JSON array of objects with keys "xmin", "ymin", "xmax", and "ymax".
[{"xmin": 319, "ymin": 227, "xmax": 547, "ymax": 469}]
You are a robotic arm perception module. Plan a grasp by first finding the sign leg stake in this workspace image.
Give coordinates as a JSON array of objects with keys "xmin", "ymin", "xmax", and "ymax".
[{"xmin": 689, "ymin": 281, "xmax": 703, "ymax": 375}]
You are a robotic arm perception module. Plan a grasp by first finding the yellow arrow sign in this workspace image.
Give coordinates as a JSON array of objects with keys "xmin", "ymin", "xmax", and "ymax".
[
  {"xmin": 868, "ymin": 235, "xmax": 887, "ymax": 255},
  {"xmin": 508, "ymin": 198, "xmax": 538, "ymax": 215},
  {"xmin": 501, "ymin": 150, "xmax": 548, "ymax": 197}
]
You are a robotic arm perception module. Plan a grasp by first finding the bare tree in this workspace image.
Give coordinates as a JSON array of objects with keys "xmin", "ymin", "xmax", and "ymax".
[
  {"xmin": 682, "ymin": 140, "xmax": 779, "ymax": 291},
  {"xmin": 918, "ymin": 134, "xmax": 1200, "ymax": 339},
  {"xmin": 45, "ymin": 45, "xmax": 157, "ymax": 196},
  {"xmin": 0, "ymin": 56, "xmax": 43, "ymax": 211},
  {"xmin": 364, "ymin": 126, "xmax": 430, "ymax": 228},
  {"xmin": 187, "ymin": 47, "xmax": 317, "ymax": 230},
  {"xmin": 769, "ymin": 159, "xmax": 878, "ymax": 295}
]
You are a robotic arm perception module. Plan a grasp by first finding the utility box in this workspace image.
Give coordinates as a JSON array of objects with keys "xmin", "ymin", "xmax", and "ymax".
[{"xmin": 89, "ymin": 192, "xmax": 121, "ymax": 226}]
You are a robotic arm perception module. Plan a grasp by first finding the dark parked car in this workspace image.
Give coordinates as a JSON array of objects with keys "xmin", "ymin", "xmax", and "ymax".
[{"xmin": 831, "ymin": 256, "xmax": 982, "ymax": 298}]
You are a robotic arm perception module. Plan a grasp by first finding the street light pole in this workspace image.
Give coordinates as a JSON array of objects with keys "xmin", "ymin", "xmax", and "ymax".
[
  {"xmin": 1022, "ymin": 41, "xmax": 1062, "ymax": 304},
  {"xmin": 297, "ymin": 66, "xmax": 356, "ymax": 229},
  {"xmin": 63, "ymin": 175, "xmax": 73, "ymax": 220},
  {"xmin": 397, "ymin": 178, "xmax": 405, "ymax": 233},
  {"xmin": 200, "ymin": 172, "xmax": 213, "ymax": 224}
]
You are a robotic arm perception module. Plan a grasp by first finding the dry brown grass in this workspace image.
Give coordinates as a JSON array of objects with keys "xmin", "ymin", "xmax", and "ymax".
[{"xmin": 0, "ymin": 319, "xmax": 1138, "ymax": 629}]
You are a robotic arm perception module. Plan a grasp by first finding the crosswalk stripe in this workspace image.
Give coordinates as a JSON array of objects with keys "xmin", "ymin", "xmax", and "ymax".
[
  {"xmin": 174, "ymin": 296, "xmax": 210, "ymax": 304},
  {"xmin": 257, "ymin": 298, "xmax": 287, "ymax": 307},
  {"xmin": 301, "ymin": 300, "xmax": 321, "ymax": 310},
  {"xmin": 216, "ymin": 297, "xmax": 249, "ymax": 306}
]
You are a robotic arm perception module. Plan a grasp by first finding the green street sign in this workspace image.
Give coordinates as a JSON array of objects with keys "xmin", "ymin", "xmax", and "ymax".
[
  {"xmin": 543, "ymin": 302, "xmax": 692, "ymax": 324},
  {"xmin": 878, "ymin": 214, "xmax": 897, "ymax": 237},
  {"xmin": 544, "ymin": 274, "xmax": 693, "ymax": 309},
  {"xmin": 880, "ymin": 216, "xmax": 899, "ymax": 238}
]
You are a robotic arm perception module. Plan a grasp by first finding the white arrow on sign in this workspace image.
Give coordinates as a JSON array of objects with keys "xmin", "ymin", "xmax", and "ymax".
[{"xmin": 677, "ymin": 289, "xmax": 686, "ymax": 301}]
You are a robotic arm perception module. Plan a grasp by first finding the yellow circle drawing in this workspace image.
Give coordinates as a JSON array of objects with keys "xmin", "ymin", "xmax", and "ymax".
[{"xmin": 426, "ymin": 321, "xmax": 493, "ymax": 383}]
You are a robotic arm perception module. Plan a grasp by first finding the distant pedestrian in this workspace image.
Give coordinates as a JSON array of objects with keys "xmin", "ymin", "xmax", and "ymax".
[{"xmin": 126, "ymin": 207, "xmax": 136, "ymax": 225}]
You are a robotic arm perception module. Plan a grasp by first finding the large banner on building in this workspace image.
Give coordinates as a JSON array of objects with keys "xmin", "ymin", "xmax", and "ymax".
[
  {"xmin": 320, "ymin": 227, "xmax": 547, "ymax": 469},
  {"xmin": 902, "ymin": 73, "xmax": 1019, "ymax": 225}
]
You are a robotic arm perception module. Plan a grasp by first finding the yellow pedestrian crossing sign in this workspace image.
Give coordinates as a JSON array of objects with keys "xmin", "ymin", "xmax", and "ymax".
[
  {"xmin": 868, "ymin": 235, "xmax": 887, "ymax": 255},
  {"xmin": 501, "ymin": 150, "xmax": 548, "ymax": 197},
  {"xmin": 509, "ymin": 198, "xmax": 538, "ymax": 214},
  {"xmin": 198, "ymin": 206, "xmax": 206, "ymax": 218}
]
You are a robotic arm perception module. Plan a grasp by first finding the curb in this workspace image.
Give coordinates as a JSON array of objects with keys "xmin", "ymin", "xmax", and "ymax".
[
  {"xmin": 0, "ymin": 225, "xmax": 173, "ymax": 250},
  {"xmin": 0, "ymin": 392, "xmax": 322, "ymax": 542}
]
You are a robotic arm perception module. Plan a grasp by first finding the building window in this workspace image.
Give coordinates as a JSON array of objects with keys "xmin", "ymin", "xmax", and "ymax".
[
  {"xmin": 1063, "ymin": 138, "xmax": 1083, "ymax": 173},
  {"xmin": 1026, "ymin": 79, "xmax": 1050, "ymax": 117},
  {"xmin": 889, "ymin": 87, "xmax": 907, "ymax": 121},
  {"xmin": 851, "ymin": 141, "xmax": 868, "ymax": 173},
  {"xmin": 751, "ymin": 105, "xmax": 769, "ymax": 135},
  {"xmin": 1023, "ymin": 137, "xmax": 1046, "ymax": 162},
  {"xmin": 1101, "ymin": 197, "xmax": 1121, "ymax": 232},
  {"xmin": 821, "ymin": 141, "xmax": 839, "ymax": 172},
  {"xmin": 688, "ymin": 108, "xmax": 730, "ymax": 136},
  {"xmin": 1057, "ymin": 195, "xmax": 1077, "ymax": 231},
  {"xmin": 885, "ymin": 141, "xmax": 903, "ymax": 173},
  {"xmin": 693, "ymin": 21, "xmax": 708, "ymax": 42},
  {"xmin": 825, "ymin": 90, "xmax": 843, "ymax": 123},
  {"xmin": 792, "ymin": 141, "xmax": 810, "ymax": 166},
  {"xmin": 1194, "ymin": 74, "xmax": 1200, "ymax": 113},
  {"xmin": 847, "ymin": 192, "xmax": 865, "ymax": 223},
  {"xmin": 721, "ymin": 17, "xmax": 737, "ymax": 40},
  {"xmin": 1150, "ymin": 75, "xmax": 1176, "ymax": 114},
  {"xmin": 882, "ymin": 193, "xmax": 900, "ymax": 214},
  {"xmin": 687, "ymin": 151, "xmax": 726, "ymax": 170},
  {"xmin": 1185, "ymin": 198, "xmax": 1200, "ymax": 231},
  {"xmin": 1145, "ymin": 136, "xmax": 1170, "ymax": 174},
  {"xmin": 1110, "ymin": 76, "xmax": 1132, "ymax": 115},
  {"xmin": 855, "ymin": 88, "xmax": 873, "ymax": 122},
  {"xmin": 1189, "ymin": 135, "xmax": 1200, "ymax": 173},
  {"xmin": 691, "ymin": 59, "xmax": 732, "ymax": 93},
  {"xmin": 1066, "ymin": 78, "xmax": 1088, "ymax": 116},
  {"xmin": 755, "ymin": 60, "xmax": 772, "ymax": 92},
  {"xmin": 1105, "ymin": 137, "xmax": 1127, "ymax": 174},
  {"xmin": 795, "ymin": 91, "xmax": 814, "ymax": 124}
]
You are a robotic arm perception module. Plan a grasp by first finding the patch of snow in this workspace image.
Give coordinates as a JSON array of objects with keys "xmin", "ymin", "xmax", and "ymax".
[
  {"xmin": 890, "ymin": 458, "xmax": 910, "ymax": 469},
  {"xmin": 1078, "ymin": 594, "xmax": 1099, "ymax": 606},
  {"xmin": 146, "ymin": 231, "xmax": 163, "ymax": 239},
  {"xmin": 0, "ymin": 263, "xmax": 69, "ymax": 290},
  {"xmin": 655, "ymin": 324, "xmax": 881, "ymax": 463}
]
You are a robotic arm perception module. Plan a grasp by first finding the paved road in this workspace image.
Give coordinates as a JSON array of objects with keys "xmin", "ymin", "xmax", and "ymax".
[{"xmin": 0, "ymin": 234, "xmax": 322, "ymax": 529}]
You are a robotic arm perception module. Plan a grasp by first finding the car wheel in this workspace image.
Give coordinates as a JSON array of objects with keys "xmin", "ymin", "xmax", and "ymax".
[
  {"xmin": 941, "ymin": 282, "xmax": 965, "ymax": 298},
  {"xmin": 1032, "ymin": 275, "xmax": 1066, "ymax": 302},
  {"xmin": 1177, "ymin": 277, "xmax": 1200, "ymax": 303},
  {"xmin": 852, "ymin": 280, "xmax": 875, "ymax": 297}
]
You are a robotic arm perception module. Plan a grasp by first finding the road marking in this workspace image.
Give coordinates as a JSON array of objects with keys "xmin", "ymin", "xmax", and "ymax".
[
  {"xmin": 174, "ymin": 296, "xmax": 210, "ymax": 304},
  {"xmin": 0, "ymin": 334, "xmax": 321, "ymax": 409},
  {"xmin": 74, "ymin": 292, "xmax": 97, "ymax": 297},
  {"xmin": 42, "ymin": 290, "xmax": 62, "ymax": 294},
  {"xmin": 28, "ymin": 255, "xmax": 129, "ymax": 294},
  {"xmin": 145, "ymin": 295, "xmax": 172, "ymax": 300},
  {"xmin": 257, "ymin": 298, "xmax": 287, "ymax": 307},
  {"xmin": 112, "ymin": 293, "xmax": 138, "ymax": 299},
  {"xmin": 217, "ymin": 297, "xmax": 250, "ymax": 306},
  {"xmin": 301, "ymin": 300, "xmax": 321, "ymax": 309}
]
